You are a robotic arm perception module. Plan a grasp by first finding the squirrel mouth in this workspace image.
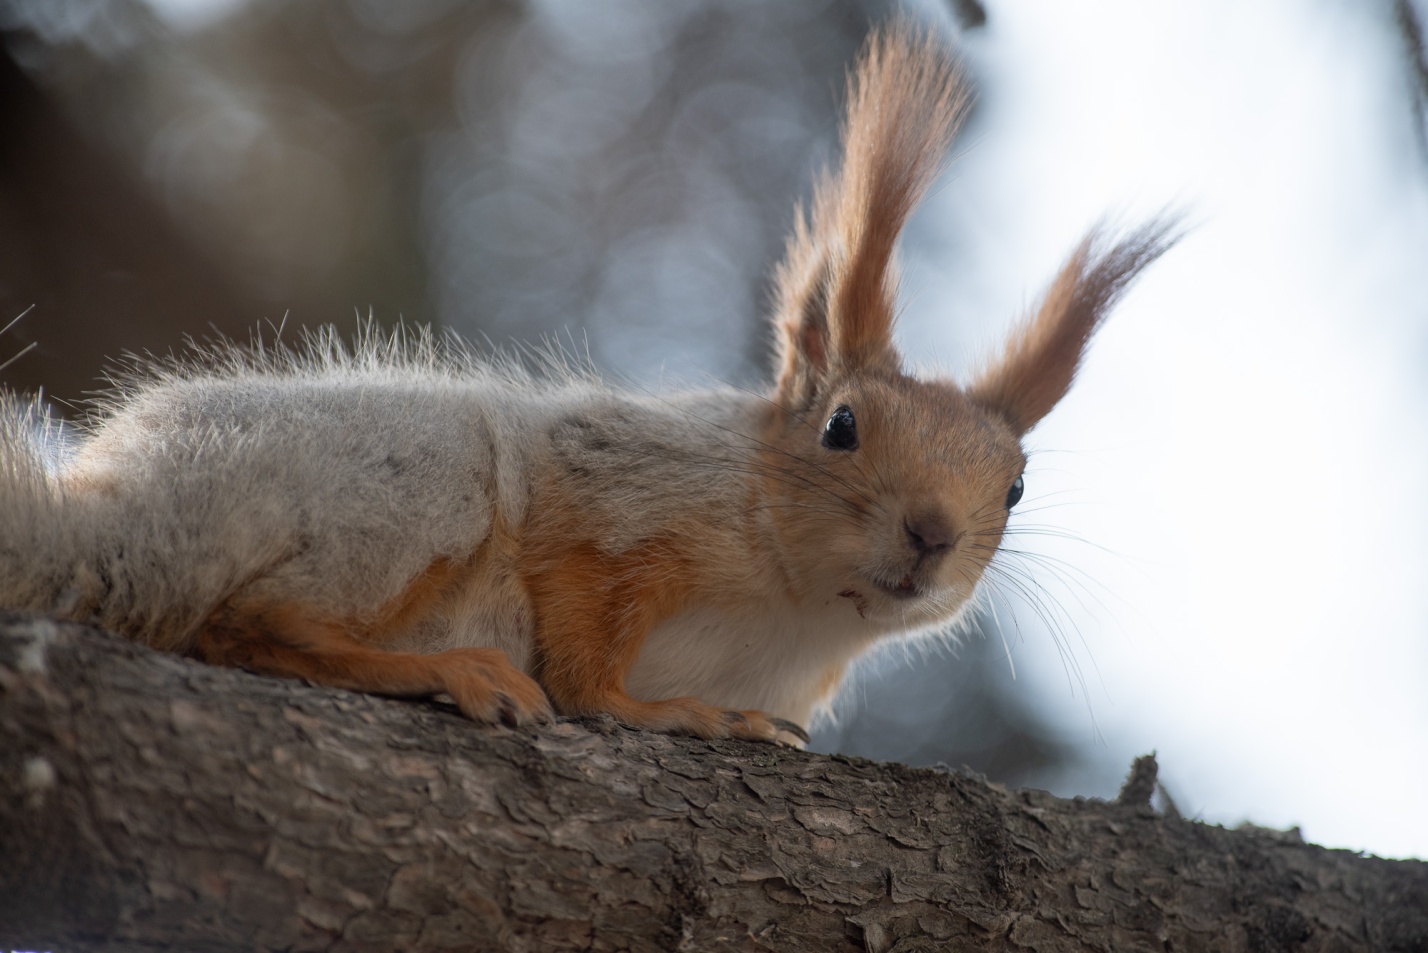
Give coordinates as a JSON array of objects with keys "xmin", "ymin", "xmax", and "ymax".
[{"xmin": 873, "ymin": 574, "xmax": 921, "ymax": 600}]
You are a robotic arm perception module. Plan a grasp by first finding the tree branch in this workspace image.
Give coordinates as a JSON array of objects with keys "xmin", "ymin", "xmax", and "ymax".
[{"xmin": 2, "ymin": 613, "xmax": 1424, "ymax": 952}]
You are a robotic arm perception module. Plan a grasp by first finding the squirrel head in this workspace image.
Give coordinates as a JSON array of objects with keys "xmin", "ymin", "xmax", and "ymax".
[{"xmin": 756, "ymin": 22, "xmax": 1178, "ymax": 629}]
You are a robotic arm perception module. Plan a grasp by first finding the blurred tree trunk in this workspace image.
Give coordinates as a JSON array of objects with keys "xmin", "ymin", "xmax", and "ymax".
[
  {"xmin": 2, "ymin": 614, "xmax": 1425, "ymax": 953},
  {"xmin": 0, "ymin": 37, "xmax": 264, "ymax": 407}
]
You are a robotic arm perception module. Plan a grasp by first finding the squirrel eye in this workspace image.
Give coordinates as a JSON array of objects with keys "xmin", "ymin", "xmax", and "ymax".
[
  {"xmin": 1006, "ymin": 475, "xmax": 1024, "ymax": 510},
  {"xmin": 822, "ymin": 405, "xmax": 859, "ymax": 451}
]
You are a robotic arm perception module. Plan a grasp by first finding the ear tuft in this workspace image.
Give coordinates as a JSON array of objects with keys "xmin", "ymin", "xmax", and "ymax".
[
  {"xmin": 971, "ymin": 217, "xmax": 1182, "ymax": 434},
  {"xmin": 773, "ymin": 20, "xmax": 972, "ymax": 406},
  {"xmin": 773, "ymin": 207, "xmax": 832, "ymax": 402}
]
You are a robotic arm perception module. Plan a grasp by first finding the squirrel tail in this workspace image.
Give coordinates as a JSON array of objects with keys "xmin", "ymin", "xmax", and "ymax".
[{"xmin": 0, "ymin": 394, "xmax": 93, "ymax": 616}]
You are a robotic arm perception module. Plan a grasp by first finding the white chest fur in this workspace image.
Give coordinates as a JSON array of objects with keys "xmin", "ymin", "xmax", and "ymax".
[{"xmin": 624, "ymin": 596, "xmax": 884, "ymax": 727}]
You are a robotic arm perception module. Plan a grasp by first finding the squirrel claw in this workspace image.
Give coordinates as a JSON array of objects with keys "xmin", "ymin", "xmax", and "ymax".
[
  {"xmin": 495, "ymin": 692, "xmax": 529, "ymax": 727},
  {"xmin": 493, "ymin": 691, "xmax": 553, "ymax": 727},
  {"xmin": 770, "ymin": 717, "xmax": 811, "ymax": 744},
  {"xmin": 722, "ymin": 710, "xmax": 809, "ymax": 747},
  {"xmin": 591, "ymin": 696, "xmax": 805, "ymax": 746}
]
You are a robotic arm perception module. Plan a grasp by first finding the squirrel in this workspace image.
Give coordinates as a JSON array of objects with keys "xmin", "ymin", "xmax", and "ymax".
[{"xmin": 0, "ymin": 21, "xmax": 1175, "ymax": 746}]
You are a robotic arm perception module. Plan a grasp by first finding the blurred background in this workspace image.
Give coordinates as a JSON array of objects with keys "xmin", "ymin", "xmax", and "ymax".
[{"xmin": 2, "ymin": 0, "xmax": 1424, "ymax": 858}]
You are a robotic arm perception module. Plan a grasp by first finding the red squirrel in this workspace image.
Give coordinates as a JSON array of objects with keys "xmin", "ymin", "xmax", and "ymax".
[{"xmin": 0, "ymin": 21, "xmax": 1176, "ymax": 745}]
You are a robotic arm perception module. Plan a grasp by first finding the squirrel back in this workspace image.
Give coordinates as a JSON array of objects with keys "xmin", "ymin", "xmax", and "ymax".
[{"xmin": 0, "ymin": 21, "xmax": 1177, "ymax": 744}]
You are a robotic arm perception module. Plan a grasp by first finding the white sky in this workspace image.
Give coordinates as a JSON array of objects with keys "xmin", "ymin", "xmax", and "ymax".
[{"xmin": 900, "ymin": 0, "xmax": 1428, "ymax": 858}]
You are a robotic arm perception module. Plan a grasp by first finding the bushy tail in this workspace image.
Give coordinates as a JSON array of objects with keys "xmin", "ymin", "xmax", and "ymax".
[{"xmin": 0, "ymin": 394, "xmax": 85, "ymax": 614}]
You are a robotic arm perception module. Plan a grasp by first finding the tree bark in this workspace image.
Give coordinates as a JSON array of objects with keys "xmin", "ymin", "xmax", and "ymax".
[{"xmin": 1, "ymin": 613, "xmax": 1424, "ymax": 953}]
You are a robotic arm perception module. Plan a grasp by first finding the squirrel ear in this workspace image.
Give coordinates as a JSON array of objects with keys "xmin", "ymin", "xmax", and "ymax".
[
  {"xmin": 772, "ymin": 211, "xmax": 833, "ymax": 404},
  {"xmin": 773, "ymin": 21, "xmax": 971, "ymax": 406},
  {"xmin": 970, "ymin": 219, "xmax": 1181, "ymax": 435}
]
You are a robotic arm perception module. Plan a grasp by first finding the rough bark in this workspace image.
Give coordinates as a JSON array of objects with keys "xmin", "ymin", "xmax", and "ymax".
[{"xmin": 1, "ymin": 613, "xmax": 1425, "ymax": 953}]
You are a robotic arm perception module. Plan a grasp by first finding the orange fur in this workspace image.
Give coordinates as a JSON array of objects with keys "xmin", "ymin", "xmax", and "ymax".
[
  {"xmin": 521, "ymin": 536, "xmax": 796, "ymax": 742},
  {"xmin": 196, "ymin": 570, "xmax": 551, "ymax": 725},
  {"xmin": 812, "ymin": 664, "xmax": 849, "ymax": 712},
  {"xmin": 970, "ymin": 220, "xmax": 1180, "ymax": 434},
  {"xmin": 367, "ymin": 555, "xmax": 467, "ymax": 644},
  {"xmin": 775, "ymin": 23, "xmax": 971, "ymax": 402}
]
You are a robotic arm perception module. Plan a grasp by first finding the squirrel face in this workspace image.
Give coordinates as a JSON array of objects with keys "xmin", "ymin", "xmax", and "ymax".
[{"xmin": 757, "ymin": 371, "xmax": 1025, "ymax": 629}]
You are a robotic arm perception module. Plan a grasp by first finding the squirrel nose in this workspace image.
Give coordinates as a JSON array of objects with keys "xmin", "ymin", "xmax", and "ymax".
[{"xmin": 904, "ymin": 512, "xmax": 958, "ymax": 556}]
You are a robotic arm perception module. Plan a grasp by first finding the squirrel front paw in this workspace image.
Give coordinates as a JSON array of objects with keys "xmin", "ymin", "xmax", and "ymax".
[
  {"xmin": 438, "ymin": 647, "xmax": 554, "ymax": 726},
  {"xmin": 576, "ymin": 694, "xmax": 810, "ymax": 746},
  {"xmin": 719, "ymin": 709, "xmax": 812, "ymax": 746}
]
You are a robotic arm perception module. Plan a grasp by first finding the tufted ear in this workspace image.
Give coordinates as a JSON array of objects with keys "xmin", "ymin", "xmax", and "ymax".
[
  {"xmin": 772, "ymin": 21, "xmax": 972, "ymax": 407},
  {"xmin": 970, "ymin": 220, "xmax": 1180, "ymax": 435}
]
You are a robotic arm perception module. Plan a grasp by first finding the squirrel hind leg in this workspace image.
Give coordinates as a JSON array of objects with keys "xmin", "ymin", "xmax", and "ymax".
[{"xmin": 194, "ymin": 603, "xmax": 552, "ymax": 726}]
